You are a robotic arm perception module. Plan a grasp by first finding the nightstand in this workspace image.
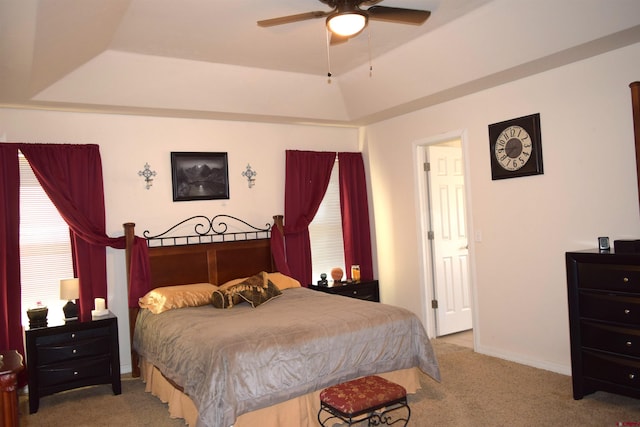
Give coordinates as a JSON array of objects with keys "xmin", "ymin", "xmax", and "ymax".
[
  {"xmin": 25, "ymin": 312, "xmax": 121, "ymax": 413},
  {"xmin": 309, "ymin": 280, "xmax": 380, "ymax": 302}
]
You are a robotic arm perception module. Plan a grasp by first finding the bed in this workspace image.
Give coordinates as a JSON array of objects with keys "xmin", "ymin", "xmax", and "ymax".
[{"xmin": 123, "ymin": 215, "xmax": 440, "ymax": 427}]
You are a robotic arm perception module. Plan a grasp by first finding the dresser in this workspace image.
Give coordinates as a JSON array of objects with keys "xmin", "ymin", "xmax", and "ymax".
[
  {"xmin": 309, "ymin": 280, "xmax": 380, "ymax": 302},
  {"xmin": 25, "ymin": 313, "xmax": 121, "ymax": 413},
  {"xmin": 566, "ymin": 249, "xmax": 640, "ymax": 400}
]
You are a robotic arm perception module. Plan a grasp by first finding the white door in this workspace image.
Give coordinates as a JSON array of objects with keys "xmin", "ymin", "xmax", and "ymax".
[{"xmin": 426, "ymin": 143, "xmax": 472, "ymax": 336}]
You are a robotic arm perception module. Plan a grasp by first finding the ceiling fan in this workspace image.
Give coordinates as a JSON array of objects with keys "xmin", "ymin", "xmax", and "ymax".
[{"xmin": 257, "ymin": 1, "xmax": 431, "ymax": 43}]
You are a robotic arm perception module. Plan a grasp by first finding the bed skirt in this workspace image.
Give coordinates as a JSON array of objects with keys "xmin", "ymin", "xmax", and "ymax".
[{"xmin": 139, "ymin": 357, "xmax": 422, "ymax": 427}]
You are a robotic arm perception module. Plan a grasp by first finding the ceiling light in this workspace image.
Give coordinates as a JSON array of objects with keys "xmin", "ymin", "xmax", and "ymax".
[{"xmin": 326, "ymin": 11, "xmax": 367, "ymax": 37}]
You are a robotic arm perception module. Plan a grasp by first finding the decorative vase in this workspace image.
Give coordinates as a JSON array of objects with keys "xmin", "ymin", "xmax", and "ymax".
[
  {"xmin": 27, "ymin": 306, "xmax": 48, "ymax": 328},
  {"xmin": 331, "ymin": 267, "xmax": 344, "ymax": 282}
]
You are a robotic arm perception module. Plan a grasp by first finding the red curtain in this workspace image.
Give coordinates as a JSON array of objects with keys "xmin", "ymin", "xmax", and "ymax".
[
  {"xmin": 0, "ymin": 145, "xmax": 23, "ymax": 358},
  {"xmin": 338, "ymin": 152, "xmax": 374, "ymax": 281},
  {"xmin": 282, "ymin": 150, "xmax": 336, "ymax": 286},
  {"xmin": 18, "ymin": 144, "xmax": 151, "ymax": 317},
  {"xmin": 0, "ymin": 143, "xmax": 151, "ymax": 358}
]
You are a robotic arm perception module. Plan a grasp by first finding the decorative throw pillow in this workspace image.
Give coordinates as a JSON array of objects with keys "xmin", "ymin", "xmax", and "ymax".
[
  {"xmin": 211, "ymin": 272, "xmax": 282, "ymax": 308},
  {"xmin": 211, "ymin": 277, "xmax": 247, "ymax": 308},
  {"xmin": 239, "ymin": 279, "xmax": 282, "ymax": 307}
]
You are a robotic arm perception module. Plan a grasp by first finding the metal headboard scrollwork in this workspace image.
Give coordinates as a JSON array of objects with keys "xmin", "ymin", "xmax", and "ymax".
[{"xmin": 143, "ymin": 214, "xmax": 271, "ymax": 247}]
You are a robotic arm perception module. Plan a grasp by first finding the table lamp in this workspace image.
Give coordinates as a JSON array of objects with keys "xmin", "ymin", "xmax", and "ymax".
[{"xmin": 60, "ymin": 278, "xmax": 79, "ymax": 321}]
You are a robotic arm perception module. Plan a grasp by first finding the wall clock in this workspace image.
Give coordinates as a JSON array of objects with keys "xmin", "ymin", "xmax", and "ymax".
[{"xmin": 488, "ymin": 113, "xmax": 543, "ymax": 180}]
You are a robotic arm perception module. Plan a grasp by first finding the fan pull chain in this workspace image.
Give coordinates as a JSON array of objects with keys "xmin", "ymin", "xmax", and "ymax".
[
  {"xmin": 368, "ymin": 29, "xmax": 373, "ymax": 78},
  {"xmin": 326, "ymin": 29, "xmax": 332, "ymax": 83}
]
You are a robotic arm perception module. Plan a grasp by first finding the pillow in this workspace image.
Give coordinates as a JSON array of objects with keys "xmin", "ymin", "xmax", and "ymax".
[
  {"xmin": 267, "ymin": 272, "xmax": 302, "ymax": 290},
  {"xmin": 139, "ymin": 283, "xmax": 219, "ymax": 314},
  {"xmin": 211, "ymin": 277, "xmax": 249, "ymax": 308},
  {"xmin": 211, "ymin": 272, "xmax": 282, "ymax": 308},
  {"xmin": 239, "ymin": 279, "xmax": 282, "ymax": 308}
]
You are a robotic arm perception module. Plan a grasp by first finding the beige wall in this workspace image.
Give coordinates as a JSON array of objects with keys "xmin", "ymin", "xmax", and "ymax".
[{"xmin": 364, "ymin": 42, "xmax": 640, "ymax": 374}]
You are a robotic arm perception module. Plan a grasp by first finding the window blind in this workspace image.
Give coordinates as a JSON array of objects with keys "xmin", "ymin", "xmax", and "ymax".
[
  {"xmin": 309, "ymin": 160, "xmax": 345, "ymax": 284},
  {"xmin": 19, "ymin": 152, "xmax": 73, "ymax": 325}
]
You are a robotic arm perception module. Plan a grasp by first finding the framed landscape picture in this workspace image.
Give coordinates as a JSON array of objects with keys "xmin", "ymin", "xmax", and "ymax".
[{"xmin": 171, "ymin": 152, "xmax": 229, "ymax": 201}]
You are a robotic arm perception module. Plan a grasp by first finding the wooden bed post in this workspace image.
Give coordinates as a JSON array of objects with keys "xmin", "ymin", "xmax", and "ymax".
[
  {"xmin": 123, "ymin": 222, "xmax": 141, "ymax": 377},
  {"xmin": 272, "ymin": 215, "xmax": 284, "ymax": 235}
]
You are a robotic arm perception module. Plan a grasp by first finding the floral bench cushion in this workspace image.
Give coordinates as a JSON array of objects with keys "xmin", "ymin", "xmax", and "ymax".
[{"xmin": 319, "ymin": 375, "xmax": 407, "ymax": 415}]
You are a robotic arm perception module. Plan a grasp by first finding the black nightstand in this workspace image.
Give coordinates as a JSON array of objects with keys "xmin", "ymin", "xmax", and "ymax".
[
  {"xmin": 25, "ymin": 312, "xmax": 121, "ymax": 413},
  {"xmin": 309, "ymin": 280, "xmax": 380, "ymax": 302}
]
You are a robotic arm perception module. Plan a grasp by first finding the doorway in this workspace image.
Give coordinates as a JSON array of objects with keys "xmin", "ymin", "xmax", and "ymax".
[{"xmin": 417, "ymin": 136, "xmax": 473, "ymax": 338}]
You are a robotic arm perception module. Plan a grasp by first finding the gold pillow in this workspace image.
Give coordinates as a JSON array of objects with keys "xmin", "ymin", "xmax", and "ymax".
[
  {"xmin": 139, "ymin": 283, "xmax": 219, "ymax": 314},
  {"xmin": 267, "ymin": 272, "xmax": 302, "ymax": 290}
]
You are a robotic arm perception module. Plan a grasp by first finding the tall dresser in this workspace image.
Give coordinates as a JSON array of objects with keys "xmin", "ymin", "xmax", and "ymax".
[{"xmin": 566, "ymin": 249, "xmax": 640, "ymax": 400}]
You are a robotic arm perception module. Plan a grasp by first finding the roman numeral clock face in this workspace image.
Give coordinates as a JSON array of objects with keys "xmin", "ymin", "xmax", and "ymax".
[{"xmin": 488, "ymin": 113, "xmax": 543, "ymax": 180}]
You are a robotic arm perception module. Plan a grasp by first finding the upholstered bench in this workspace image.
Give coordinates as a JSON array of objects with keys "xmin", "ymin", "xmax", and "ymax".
[{"xmin": 317, "ymin": 375, "xmax": 410, "ymax": 426}]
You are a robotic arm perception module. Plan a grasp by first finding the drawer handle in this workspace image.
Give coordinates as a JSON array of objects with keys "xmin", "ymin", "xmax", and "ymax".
[
  {"xmin": 627, "ymin": 341, "xmax": 633, "ymax": 347},
  {"xmin": 71, "ymin": 333, "xmax": 76, "ymax": 339},
  {"xmin": 353, "ymin": 291, "xmax": 357, "ymax": 295},
  {"xmin": 73, "ymin": 371, "xmax": 79, "ymax": 376},
  {"xmin": 624, "ymin": 277, "xmax": 630, "ymax": 283},
  {"xmin": 625, "ymin": 309, "xmax": 631, "ymax": 315},
  {"xmin": 72, "ymin": 349, "xmax": 77, "ymax": 354}
]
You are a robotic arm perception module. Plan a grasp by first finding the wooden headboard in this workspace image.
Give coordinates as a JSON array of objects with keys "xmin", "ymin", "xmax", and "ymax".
[{"xmin": 123, "ymin": 214, "xmax": 280, "ymax": 376}]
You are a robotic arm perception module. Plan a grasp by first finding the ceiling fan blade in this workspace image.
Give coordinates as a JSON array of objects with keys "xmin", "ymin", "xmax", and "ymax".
[
  {"xmin": 367, "ymin": 6, "xmax": 431, "ymax": 25},
  {"xmin": 257, "ymin": 10, "xmax": 330, "ymax": 27}
]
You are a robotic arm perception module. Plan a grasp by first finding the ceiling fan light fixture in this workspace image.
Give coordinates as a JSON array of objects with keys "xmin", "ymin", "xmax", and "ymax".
[{"xmin": 326, "ymin": 11, "xmax": 367, "ymax": 37}]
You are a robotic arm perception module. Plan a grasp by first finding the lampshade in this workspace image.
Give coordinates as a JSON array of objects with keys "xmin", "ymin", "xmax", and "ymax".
[
  {"xmin": 326, "ymin": 11, "xmax": 367, "ymax": 37},
  {"xmin": 60, "ymin": 278, "xmax": 79, "ymax": 301}
]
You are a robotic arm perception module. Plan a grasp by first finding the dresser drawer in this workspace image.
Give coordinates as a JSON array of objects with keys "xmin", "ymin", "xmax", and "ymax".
[
  {"xmin": 582, "ymin": 350, "xmax": 640, "ymax": 388},
  {"xmin": 37, "ymin": 336, "xmax": 111, "ymax": 365},
  {"xmin": 577, "ymin": 263, "xmax": 640, "ymax": 293},
  {"xmin": 581, "ymin": 321, "xmax": 640, "ymax": 357},
  {"xmin": 579, "ymin": 292, "xmax": 640, "ymax": 325},
  {"xmin": 37, "ymin": 355, "xmax": 112, "ymax": 387}
]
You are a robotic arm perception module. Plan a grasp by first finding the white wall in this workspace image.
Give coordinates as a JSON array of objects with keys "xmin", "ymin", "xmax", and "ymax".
[
  {"xmin": 0, "ymin": 109, "xmax": 358, "ymax": 372},
  {"xmin": 364, "ymin": 42, "xmax": 640, "ymax": 374}
]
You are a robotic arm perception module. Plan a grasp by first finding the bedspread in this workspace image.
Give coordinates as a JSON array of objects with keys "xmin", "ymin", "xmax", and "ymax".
[{"xmin": 133, "ymin": 287, "xmax": 440, "ymax": 427}]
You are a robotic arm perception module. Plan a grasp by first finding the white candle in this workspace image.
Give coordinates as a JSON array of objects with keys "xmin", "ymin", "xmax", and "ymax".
[{"xmin": 95, "ymin": 298, "xmax": 106, "ymax": 312}]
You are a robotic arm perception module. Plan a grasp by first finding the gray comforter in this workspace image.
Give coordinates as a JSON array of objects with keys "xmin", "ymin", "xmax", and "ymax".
[{"xmin": 134, "ymin": 287, "xmax": 440, "ymax": 427}]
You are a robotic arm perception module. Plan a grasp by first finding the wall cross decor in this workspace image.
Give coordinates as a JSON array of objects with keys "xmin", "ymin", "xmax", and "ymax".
[
  {"xmin": 242, "ymin": 164, "xmax": 257, "ymax": 188},
  {"xmin": 138, "ymin": 163, "xmax": 157, "ymax": 189}
]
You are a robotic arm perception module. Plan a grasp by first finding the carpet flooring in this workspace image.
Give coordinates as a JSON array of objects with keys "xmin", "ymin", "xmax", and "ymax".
[{"xmin": 18, "ymin": 340, "xmax": 640, "ymax": 426}]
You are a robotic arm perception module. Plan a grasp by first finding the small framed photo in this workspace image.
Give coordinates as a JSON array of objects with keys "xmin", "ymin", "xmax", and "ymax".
[{"xmin": 171, "ymin": 152, "xmax": 229, "ymax": 201}]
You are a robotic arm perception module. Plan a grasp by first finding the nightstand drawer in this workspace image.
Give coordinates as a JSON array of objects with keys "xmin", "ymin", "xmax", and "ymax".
[
  {"xmin": 35, "ymin": 326, "xmax": 110, "ymax": 346},
  {"xmin": 579, "ymin": 292, "xmax": 640, "ymax": 325},
  {"xmin": 345, "ymin": 287, "xmax": 377, "ymax": 301},
  {"xmin": 37, "ymin": 336, "xmax": 111, "ymax": 365},
  {"xmin": 581, "ymin": 321, "xmax": 640, "ymax": 357},
  {"xmin": 37, "ymin": 355, "xmax": 112, "ymax": 387},
  {"xmin": 310, "ymin": 280, "xmax": 380, "ymax": 302},
  {"xmin": 577, "ymin": 263, "xmax": 640, "ymax": 293}
]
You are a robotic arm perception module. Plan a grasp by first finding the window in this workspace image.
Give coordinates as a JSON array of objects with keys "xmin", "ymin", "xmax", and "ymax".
[
  {"xmin": 309, "ymin": 160, "xmax": 345, "ymax": 284},
  {"xmin": 19, "ymin": 152, "xmax": 74, "ymax": 325}
]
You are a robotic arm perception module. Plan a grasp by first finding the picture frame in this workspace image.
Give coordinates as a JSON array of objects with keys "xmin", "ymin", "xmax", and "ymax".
[
  {"xmin": 171, "ymin": 152, "xmax": 229, "ymax": 201},
  {"xmin": 488, "ymin": 113, "xmax": 543, "ymax": 180}
]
